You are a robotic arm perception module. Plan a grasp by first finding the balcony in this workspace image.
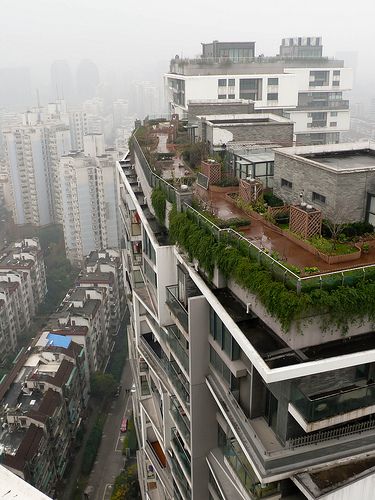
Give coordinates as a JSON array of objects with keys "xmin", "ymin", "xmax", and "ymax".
[
  {"xmin": 166, "ymin": 285, "xmax": 188, "ymax": 332},
  {"xmin": 169, "ymin": 359, "xmax": 190, "ymax": 410},
  {"xmin": 141, "ymin": 395, "xmax": 163, "ymax": 437},
  {"xmin": 171, "ymin": 428, "xmax": 191, "ymax": 478},
  {"xmin": 170, "ymin": 396, "xmax": 190, "ymax": 444},
  {"xmin": 166, "ymin": 325, "xmax": 189, "ymax": 374},
  {"xmin": 170, "ymin": 451, "xmax": 192, "ymax": 500},
  {"xmin": 221, "ymin": 438, "xmax": 280, "ymax": 499},
  {"xmin": 297, "ymin": 100, "xmax": 349, "ymax": 111},
  {"xmin": 138, "ymin": 335, "xmax": 170, "ymax": 388},
  {"xmin": 290, "ymin": 381, "xmax": 375, "ymax": 431},
  {"xmin": 145, "ymin": 440, "xmax": 173, "ymax": 498}
]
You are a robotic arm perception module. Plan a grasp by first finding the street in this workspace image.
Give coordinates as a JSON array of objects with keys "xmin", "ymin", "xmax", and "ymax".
[{"xmin": 86, "ymin": 359, "xmax": 133, "ymax": 500}]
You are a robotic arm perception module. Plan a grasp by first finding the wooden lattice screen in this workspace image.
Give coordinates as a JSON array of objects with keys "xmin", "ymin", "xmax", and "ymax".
[
  {"xmin": 267, "ymin": 205, "xmax": 290, "ymax": 218},
  {"xmin": 201, "ymin": 160, "xmax": 222, "ymax": 185},
  {"xmin": 239, "ymin": 179, "xmax": 263, "ymax": 204},
  {"xmin": 289, "ymin": 205, "xmax": 322, "ymax": 239}
]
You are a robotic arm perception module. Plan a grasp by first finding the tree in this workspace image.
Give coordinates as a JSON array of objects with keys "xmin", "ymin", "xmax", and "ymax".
[
  {"xmin": 111, "ymin": 464, "xmax": 141, "ymax": 500},
  {"xmin": 90, "ymin": 372, "xmax": 116, "ymax": 399}
]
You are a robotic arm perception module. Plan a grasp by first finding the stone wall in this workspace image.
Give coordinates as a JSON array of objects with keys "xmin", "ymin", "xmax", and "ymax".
[{"xmin": 274, "ymin": 151, "xmax": 375, "ymax": 223}]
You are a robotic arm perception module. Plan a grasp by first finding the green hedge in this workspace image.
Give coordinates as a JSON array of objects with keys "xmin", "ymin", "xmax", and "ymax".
[
  {"xmin": 81, "ymin": 415, "xmax": 105, "ymax": 475},
  {"xmin": 169, "ymin": 207, "xmax": 375, "ymax": 333},
  {"xmin": 151, "ymin": 187, "xmax": 167, "ymax": 225}
]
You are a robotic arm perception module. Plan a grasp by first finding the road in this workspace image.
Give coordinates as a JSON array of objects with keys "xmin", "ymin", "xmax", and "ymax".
[{"xmin": 85, "ymin": 359, "xmax": 133, "ymax": 500}]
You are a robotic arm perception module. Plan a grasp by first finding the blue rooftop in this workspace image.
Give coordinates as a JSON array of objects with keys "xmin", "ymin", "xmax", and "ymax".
[{"xmin": 46, "ymin": 333, "xmax": 72, "ymax": 349}]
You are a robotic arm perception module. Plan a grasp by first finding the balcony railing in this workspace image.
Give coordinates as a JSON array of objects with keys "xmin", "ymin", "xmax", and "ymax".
[
  {"xmin": 166, "ymin": 325, "xmax": 189, "ymax": 374},
  {"xmin": 171, "ymin": 428, "xmax": 191, "ymax": 477},
  {"xmin": 291, "ymin": 382, "xmax": 375, "ymax": 423},
  {"xmin": 169, "ymin": 360, "xmax": 190, "ymax": 409},
  {"xmin": 222, "ymin": 438, "xmax": 280, "ymax": 499},
  {"xmin": 170, "ymin": 396, "xmax": 190, "ymax": 443},
  {"xmin": 170, "ymin": 453, "xmax": 191, "ymax": 499},
  {"xmin": 166, "ymin": 285, "xmax": 188, "ymax": 332},
  {"xmin": 297, "ymin": 100, "xmax": 349, "ymax": 110}
]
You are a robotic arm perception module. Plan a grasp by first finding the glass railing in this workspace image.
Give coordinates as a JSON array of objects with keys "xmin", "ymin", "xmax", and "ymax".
[
  {"xmin": 166, "ymin": 285, "xmax": 188, "ymax": 331},
  {"xmin": 222, "ymin": 438, "xmax": 280, "ymax": 499},
  {"xmin": 291, "ymin": 382, "xmax": 375, "ymax": 422},
  {"xmin": 170, "ymin": 396, "xmax": 190, "ymax": 443},
  {"xmin": 169, "ymin": 360, "xmax": 190, "ymax": 408},
  {"xmin": 171, "ymin": 428, "xmax": 191, "ymax": 476},
  {"xmin": 166, "ymin": 325, "xmax": 189, "ymax": 374},
  {"xmin": 171, "ymin": 453, "xmax": 191, "ymax": 499}
]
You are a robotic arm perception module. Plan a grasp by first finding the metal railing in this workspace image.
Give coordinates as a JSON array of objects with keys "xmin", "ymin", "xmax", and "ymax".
[
  {"xmin": 170, "ymin": 396, "xmax": 191, "ymax": 443},
  {"xmin": 287, "ymin": 417, "xmax": 375, "ymax": 449},
  {"xmin": 132, "ymin": 135, "xmax": 177, "ymax": 203},
  {"xmin": 183, "ymin": 204, "xmax": 375, "ymax": 294},
  {"xmin": 171, "ymin": 428, "xmax": 191, "ymax": 476},
  {"xmin": 166, "ymin": 285, "xmax": 189, "ymax": 331}
]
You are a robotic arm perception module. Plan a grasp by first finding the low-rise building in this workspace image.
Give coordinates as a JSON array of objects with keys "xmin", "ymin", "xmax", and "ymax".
[
  {"xmin": 274, "ymin": 141, "xmax": 375, "ymax": 223},
  {"xmin": 0, "ymin": 333, "xmax": 88, "ymax": 496}
]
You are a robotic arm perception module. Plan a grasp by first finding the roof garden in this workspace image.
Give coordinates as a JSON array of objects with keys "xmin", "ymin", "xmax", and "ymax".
[{"xmin": 131, "ymin": 119, "xmax": 375, "ymax": 332}]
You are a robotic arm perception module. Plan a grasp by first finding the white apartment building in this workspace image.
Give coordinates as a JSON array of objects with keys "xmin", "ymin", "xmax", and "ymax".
[
  {"xmin": 165, "ymin": 38, "xmax": 353, "ymax": 145},
  {"xmin": 0, "ymin": 238, "xmax": 46, "ymax": 361},
  {"xmin": 60, "ymin": 134, "xmax": 119, "ymax": 264},
  {"xmin": 118, "ymin": 123, "xmax": 375, "ymax": 500},
  {"xmin": 2, "ymin": 119, "xmax": 71, "ymax": 226}
]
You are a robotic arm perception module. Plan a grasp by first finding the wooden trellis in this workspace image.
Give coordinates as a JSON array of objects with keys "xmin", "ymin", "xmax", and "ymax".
[
  {"xmin": 201, "ymin": 160, "xmax": 222, "ymax": 185},
  {"xmin": 267, "ymin": 205, "xmax": 290, "ymax": 218},
  {"xmin": 239, "ymin": 178, "xmax": 263, "ymax": 204},
  {"xmin": 290, "ymin": 205, "xmax": 322, "ymax": 239}
]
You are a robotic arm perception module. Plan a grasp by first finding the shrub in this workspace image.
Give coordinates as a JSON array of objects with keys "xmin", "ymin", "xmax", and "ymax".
[
  {"xmin": 263, "ymin": 192, "xmax": 284, "ymax": 207},
  {"xmin": 81, "ymin": 415, "xmax": 105, "ymax": 475},
  {"xmin": 151, "ymin": 188, "xmax": 167, "ymax": 225}
]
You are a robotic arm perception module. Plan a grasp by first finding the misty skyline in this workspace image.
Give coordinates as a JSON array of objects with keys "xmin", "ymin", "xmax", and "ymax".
[{"xmin": 1, "ymin": 0, "xmax": 374, "ymax": 95}]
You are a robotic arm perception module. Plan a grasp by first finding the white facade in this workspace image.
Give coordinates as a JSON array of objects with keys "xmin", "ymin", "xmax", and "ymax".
[
  {"xmin": 60, "ymin": 147, "xmax": 119, "ymax": 263},
  {"xmin": 3, "ymin": 122, "xmax": 71, "ymax": 226},
  {"xmin": 165, "ymin": 64, "xmax": 353, "ymax": 144}
]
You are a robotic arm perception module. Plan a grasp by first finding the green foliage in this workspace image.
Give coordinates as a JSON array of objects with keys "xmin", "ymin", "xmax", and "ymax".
[
  {"xmin": 106, "ymin": 331, "xmax": 127, "ymax": 383},
  {"xmin": 151, "ymin": 188, "xmax": 167, "ymax": 225},
  {"xmin": 182, "ymin": 142, "xmax": 207, "ymax": 168},
  {"xmin": 310, "ymin": 235, "xmax": 357, "ymax": 256},
  {"xmin": 81, "ymin": 414, "xmax": 105, "ymax": 475},
  {"xmin": 169, "ymin": 207, "xmax": 375, "ymax": 333},
  {"xmin": 212, "ymin": 176, "xmax": 239, "ymax": 187},
  {"xmin": 122, "ymin": 419, "xmax": 138, "ymax": 455},
  {"xmin": 263, "ymin": 192, "xmax": 284, "ymax": 207},
  {"xmin": 111, "ymin": 464, "xmax": 141, "ymax": 500},
  {"xmin": 304, "ymin": 266, "xmax": 320, "ymax": 274},
  {"xmin": 322, "ymin": 220, "xmax": 374, "ymax": 239},
  {"xmin": 90, "ymin": 372, "xmax": 116, "ymax": 400},
  {"xmin": 362, "ymin": 243, "xmax": 370, "ymax": 253}
]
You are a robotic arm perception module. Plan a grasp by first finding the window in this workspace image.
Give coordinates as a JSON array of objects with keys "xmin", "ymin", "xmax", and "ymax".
[
  {"xmin": 218, "ymin": 79, "xmax": 227, "ymax": 87},
  {"xmin": 331, "ymin": 111, "xmax": 338, "ymax": 117},
  {"xmin": 228, "ymin": 79, "xmax": 235, "ymax": 87},
  {"xmin": 281, "ymin": 178, "xmax": 292, "ymax": 189},
  {"xmin": 312, "ymin": 191, "xmax": 326, "ymax": 204},
  {"xmin": 239, "ymin": 78, "xmax": 262, "ymax": 100},
  {"xmin": 330, "ymin": 122, "xmax": 337, "ymax": 127},
  {"xmin": 228, "ymin": 94, "xmax": 235, "ymax": 99},
  {"xmin": 333, "ymin": 70, "xmax": 341, "ymax": 76},
  {"xmin": 218, "ymin": 95, "xmax": 227, "ymax": 100},
  {"xmin": 332, "ymin": 81, "xmax": 340, "ymax": 87},
  {"xmin": 267, "ymin": 93, "xmax": 278, "ymax": 101},
  {"xmin": 143, "ymin": 232, "xmax": 156, "ymax": 263},
  {"xmin": 268, "ymin": 77, "xmax": 279, "ymax": 86}
]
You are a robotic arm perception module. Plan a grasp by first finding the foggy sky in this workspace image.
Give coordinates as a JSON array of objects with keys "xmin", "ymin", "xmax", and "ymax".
[{"xmin": 1, "ymin": 0, "xmax": 374, "ymax": 91}]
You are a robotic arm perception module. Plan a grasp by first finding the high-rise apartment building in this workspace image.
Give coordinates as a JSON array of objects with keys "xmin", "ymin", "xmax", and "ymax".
[
  {"xmin": 118, "ymin": 120, "xmax": 375, "ymax": 500},
  {"xmin": 165, "ymin": 37, "xmax": 353, "ymax": 145},
  {"xmin": 2, "ymin": 117, "xmax": 71, "ymax": 225},
  {"xmin": 59, "ymin": 134, "xmax": 119, "ymax": 264}
]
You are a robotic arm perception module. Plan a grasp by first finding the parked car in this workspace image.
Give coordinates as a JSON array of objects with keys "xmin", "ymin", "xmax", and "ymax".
[{"xmin": 120, "ymin": 417, "xmax": 128, "ymax": 433}]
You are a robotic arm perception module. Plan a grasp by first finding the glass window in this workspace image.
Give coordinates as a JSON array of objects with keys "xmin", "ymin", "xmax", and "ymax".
[
  {"xmin": 228, "ymin": 94, "xmax": 235, "ymax": 99},
  {"xmin": 332, "ymin": 81, "xmax": 340, "ymax": 87},
  {"xmin": 267, "ymin": 93, "xmax": 278, "ymax": 101},
  {"xmin": 228, "ymin": 79, "xmax": 235, "ymax": 87},
  {"xmin": 331, "ymin": 111, "xmax": 338, "ymax": 117},
  {"xmin": 218, "ymin": 95, "xmax": 227, "ymax": 100},
  {"xmin": 330, "ymin": 122, "xmax": 337, "ymax": 127},
  {"xmin": 281, "ymin": 178, "xmax": 292, "ymax": 189},
  {"xmin": 312, "ymin": 191, "xmax": 326, "ymax": 204},
  {"xmin": 268, "ymin": 78, "xmax": 279, "ymax": 86},
  {"xmin": 333, "ymin": 70, "xmax": 341, "ymax": 76},
  {"xmin": 218, "ymin": 79, "xmax": 227, "ymax": 87}
]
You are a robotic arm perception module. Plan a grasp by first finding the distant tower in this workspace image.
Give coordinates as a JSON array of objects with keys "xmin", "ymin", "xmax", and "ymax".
[
  {"xmin": 50, "ymin": 60, "xmax": 75, "ymax": 103},
  {"xmin": 76, "ymin": 59, "xmax": 100, "ymax": 102}
]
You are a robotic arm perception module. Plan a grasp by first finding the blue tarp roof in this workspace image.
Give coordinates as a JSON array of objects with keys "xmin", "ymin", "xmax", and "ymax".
[{"xmin": 46, "ymin": 333, "xmax": 71, "ymax": 349}]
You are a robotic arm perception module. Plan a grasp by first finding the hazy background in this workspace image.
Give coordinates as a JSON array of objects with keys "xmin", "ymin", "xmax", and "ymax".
[{"xmin": 0, "ymin": 0, "xmax": 374, "ymax": 108}]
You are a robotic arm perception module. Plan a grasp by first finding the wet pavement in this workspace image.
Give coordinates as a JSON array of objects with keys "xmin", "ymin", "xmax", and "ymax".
[
  {"xmin": 203, "ymin": 189, "xmax": 375, "ymax": 274},
  {"xmin": 155, "ymin": 126, "xmax": 193, "ymax": 180}
]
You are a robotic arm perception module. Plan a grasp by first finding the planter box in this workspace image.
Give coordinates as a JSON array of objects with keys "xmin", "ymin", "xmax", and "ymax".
[
  {"xmin": 209, "ymin": 185, "xmax": 239, "ymax": 194},
  {"xmin": 283, "ymin": 231, "xmax": 361, "ymax": 263}
]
